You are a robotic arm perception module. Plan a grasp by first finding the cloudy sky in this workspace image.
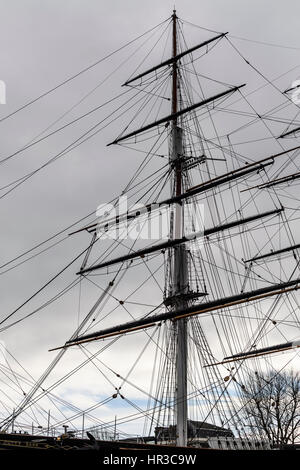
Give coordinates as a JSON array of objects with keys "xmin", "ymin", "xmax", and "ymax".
[{"xmin": 0, "ymin": 0, "xmax": 300, "ymax": 436}]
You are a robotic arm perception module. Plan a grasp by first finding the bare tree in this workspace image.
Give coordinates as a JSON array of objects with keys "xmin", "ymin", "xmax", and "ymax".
[{"xmin": 242, "ymin": 370, "xmax": 300, "ymax": 446}]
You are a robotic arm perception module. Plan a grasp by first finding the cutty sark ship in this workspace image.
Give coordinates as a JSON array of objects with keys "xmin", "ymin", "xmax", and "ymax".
[{"xmin": 0, "ymin": 10, "xmax": 299, "ymax": 453}]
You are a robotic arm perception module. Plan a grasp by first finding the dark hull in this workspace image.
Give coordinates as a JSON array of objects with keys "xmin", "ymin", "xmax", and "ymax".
[
  {"xmin": 0, "ymin": 432, "xmax": 201, "ymax": 451},
  {"xmin": 0, "ymin": 433, "xmax": 293, "ymax": 467}
]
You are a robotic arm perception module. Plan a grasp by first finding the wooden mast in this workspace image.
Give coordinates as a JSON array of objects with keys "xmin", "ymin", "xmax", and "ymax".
[{"xmin": 171, "ymin": 9, "xmax": 188, "ymax": 447}]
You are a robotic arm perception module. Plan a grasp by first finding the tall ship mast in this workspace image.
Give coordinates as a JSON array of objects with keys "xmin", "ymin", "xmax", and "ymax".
[
  {"xmin": 0, "ymin": 10, "xmax": 300, "ymax": 452},
  {"xmin": 170, "ymin": 10, "xmax": 188, "ymax": 446}
]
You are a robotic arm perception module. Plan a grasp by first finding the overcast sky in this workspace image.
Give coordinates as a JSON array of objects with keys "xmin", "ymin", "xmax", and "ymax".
[{"xmin": 0, "ymin": 0, "xmax": 300, "ymax": 435}]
